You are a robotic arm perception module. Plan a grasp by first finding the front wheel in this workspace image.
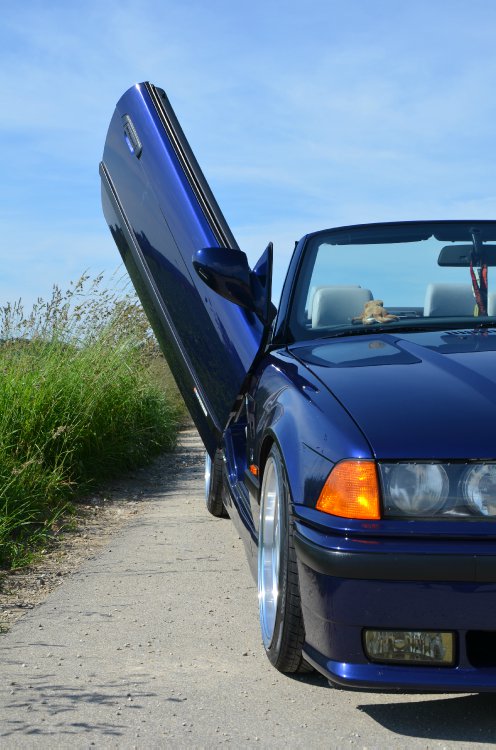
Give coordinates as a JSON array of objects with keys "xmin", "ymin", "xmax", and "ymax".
[{"xmin": 258, "ymin": 444, "xmax": 309, "ymax": 673}]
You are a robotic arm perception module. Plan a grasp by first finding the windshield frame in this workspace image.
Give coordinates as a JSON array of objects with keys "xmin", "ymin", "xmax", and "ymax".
[{"xmin": 277, "ymin": 220, "xmax": 496, "ymax": 345}]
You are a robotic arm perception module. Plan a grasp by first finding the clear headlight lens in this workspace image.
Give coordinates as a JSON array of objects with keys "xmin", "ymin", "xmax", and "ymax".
[
  {"xmin": 379, "ymin": 462, "xmax": 496, "ymax": 519},
  {"xmin": 382, "ymin": 463, "xmax": 449, "ymax": 516},
  {"xmin": 462, "ymin": 465, "xmax": 496, "ymax": 516}
]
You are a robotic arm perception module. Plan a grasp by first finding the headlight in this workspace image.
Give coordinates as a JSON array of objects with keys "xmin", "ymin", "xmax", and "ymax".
[
  {"xmin": 379, "ymin": 462, "xmax": 496, "ymax": 519},
  {"xmin": 382, "ymin": 463, "xmax": 449, "ymax": 516},
  {"xmin": 462, "ymin": 465, "xmax": 496, "ymax": 516}
]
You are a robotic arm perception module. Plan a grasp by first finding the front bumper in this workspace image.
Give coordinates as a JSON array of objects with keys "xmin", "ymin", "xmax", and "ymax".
[
  {"xmin": 294, "ymin": 531, "xmax": 496, "ymax": 583},
  {"xmin": 294, "ymin": 524, "xmax": 496, "ymax": 691}
]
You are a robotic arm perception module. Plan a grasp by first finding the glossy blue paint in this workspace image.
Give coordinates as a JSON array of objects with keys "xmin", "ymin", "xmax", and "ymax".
[
  {"xmin": 101, "ymin": 85, "xmax": 496, "ymax": 692},
  {"xmin": 100, "ymin": 83, "xmax": 265, "ymax": 455},
  {"xmin": 241, "ymin": 289, "xmax": 496, "ymax": 690},
  {"xmin": 249, "ymin": 349, "xmax": 372, "ymax": 502},
  {"xmin": 299, "ymin": 571, "xmax": 496, "ymax": 691},
  {"xmin": 290, "ymin": 329, "xmax": 496, "ymax": 460}
]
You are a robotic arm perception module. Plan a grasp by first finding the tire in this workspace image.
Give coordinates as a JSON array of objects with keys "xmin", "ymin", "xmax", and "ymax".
[
  {"xmin": 257, "ymin": 444, "xmax": 310, "ymax": 673},
  {"xmin": 204, "ymin": 449, "xmax": 227, "ymax": 517}
]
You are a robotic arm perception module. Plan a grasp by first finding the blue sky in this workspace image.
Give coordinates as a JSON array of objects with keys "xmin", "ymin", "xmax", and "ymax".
[{"xmin": 2, "ymin": 0, "xmax": 496, "ymax": 306}]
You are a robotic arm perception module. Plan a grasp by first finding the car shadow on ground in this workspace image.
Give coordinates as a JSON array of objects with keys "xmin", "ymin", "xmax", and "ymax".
[
  {"xmin": 358, "ymin": 692, "xmax": 496, "ymax": 743},
  {"xmin": 292, "ymin": 670, "xmax": 496, "ymax": 744}
]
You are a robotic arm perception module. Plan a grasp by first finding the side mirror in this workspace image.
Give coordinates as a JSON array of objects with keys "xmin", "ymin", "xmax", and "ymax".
[
  {"xmin": 193, "ymin": 247, "xmax": 255, "ymax": 310},
  {"xmin": 193, "ymin": 245, "xmax": 273, "ymax": 325}
]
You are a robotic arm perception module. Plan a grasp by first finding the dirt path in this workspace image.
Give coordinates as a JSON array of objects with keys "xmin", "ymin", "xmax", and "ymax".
[
  {"xmin": 1, "ymin": 482, "xmax": 145, "ymax": 633},
  {"xmin": 1, "ymin": 428, "xmax": 496, "ymax": 748},
  {"xmin": 0, "ymin": 422, "xmax": 201, "ymax": 633}
]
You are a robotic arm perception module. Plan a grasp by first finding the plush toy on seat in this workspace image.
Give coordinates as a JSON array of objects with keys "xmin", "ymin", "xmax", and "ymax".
[{"xmin": 353, "ymin": 300, "xmax": 399, "ymax": 325}]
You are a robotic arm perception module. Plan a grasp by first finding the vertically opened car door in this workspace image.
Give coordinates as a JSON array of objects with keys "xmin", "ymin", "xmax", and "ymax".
[{"xmin": 100, "ymin": 83, "xmax": 270, "ymax": 456}]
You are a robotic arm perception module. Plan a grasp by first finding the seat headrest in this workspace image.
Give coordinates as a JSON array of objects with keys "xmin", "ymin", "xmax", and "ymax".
[
  {"xmin": 424, "ymin": 283, "xmax": 474, "ymax": 317},
  {"xmin": 312, "ymin": 287, "xmax": 373, "ymax": 327}
]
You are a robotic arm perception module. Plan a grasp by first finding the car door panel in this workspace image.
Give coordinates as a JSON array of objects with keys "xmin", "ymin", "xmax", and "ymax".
[{"xmin": 100, "ymin": 83, "xmax": 265, "ymax": 454}]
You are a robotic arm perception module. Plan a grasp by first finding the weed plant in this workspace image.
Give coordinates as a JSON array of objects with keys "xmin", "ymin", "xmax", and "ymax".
[{"xmin": 0, "ymin": 274, "xmax": 184, "ymax": 569}]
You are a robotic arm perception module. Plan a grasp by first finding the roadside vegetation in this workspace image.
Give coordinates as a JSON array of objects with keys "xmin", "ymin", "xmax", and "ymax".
[{"xmin": 0, "ymin": 273, "xmax": 185, "ymax": 570}]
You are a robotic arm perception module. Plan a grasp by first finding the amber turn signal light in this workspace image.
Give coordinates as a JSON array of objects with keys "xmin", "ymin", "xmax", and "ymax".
[{"xmin": 316, "ymin": 460, "xmax": 381, "ymax": 519}]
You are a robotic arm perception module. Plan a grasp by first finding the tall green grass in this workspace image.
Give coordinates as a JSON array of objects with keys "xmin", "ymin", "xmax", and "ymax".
[{"xmin": 0, "ymin": 274, "xmax": 184, "ymax": 569}]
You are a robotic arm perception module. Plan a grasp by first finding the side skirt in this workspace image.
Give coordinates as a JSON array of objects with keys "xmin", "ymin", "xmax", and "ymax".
[{"xmin": 222, "ymin": 427, "xmax": 258, "ymax": 580}]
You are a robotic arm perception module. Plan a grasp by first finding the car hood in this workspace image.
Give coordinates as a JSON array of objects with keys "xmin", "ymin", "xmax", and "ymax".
[{"xmin": 290, "ymin": 328, "xmax": 496, "ymax": 460}]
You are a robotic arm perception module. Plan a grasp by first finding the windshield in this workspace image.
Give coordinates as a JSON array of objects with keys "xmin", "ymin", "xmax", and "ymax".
[{"xmin": 287, "ymin": 221, "xmax": 496, "ymax": 342}]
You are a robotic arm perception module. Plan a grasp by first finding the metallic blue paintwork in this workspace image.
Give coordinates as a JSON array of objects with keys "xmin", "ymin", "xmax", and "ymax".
[
  {"xmin": 300, "ymin": 572, "xmax": 496, "ymax": 691},
  {"xmin": 249, "ymin": 348, "xmax": 372, "ymax": 501},
  {"xmin": 239, "ymin": 329, "xmax": 496, "ymax": 690},
  {"xmin": 290, "ymin": 330, "xmax": 496, "ymax": 460},
  {"xmin": 101, "ymin": 85, "xmax": 496, "ymax": 692},
  {"xmin": 242, "ymin": 329, "xmax": 496, "ymax": 689},
  {"xmin": 100, "ymin": 83, "xmax": 264, "ymax": 455}
]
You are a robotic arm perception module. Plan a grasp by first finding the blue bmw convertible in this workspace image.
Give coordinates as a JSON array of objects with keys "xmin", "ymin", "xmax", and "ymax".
[{"xmin": 101, "ymin": 82, "xmax": 496, "ymax": 691}]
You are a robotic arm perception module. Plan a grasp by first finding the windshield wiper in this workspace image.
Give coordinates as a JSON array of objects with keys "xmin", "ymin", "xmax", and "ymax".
[
  {"xmin": 320, "ymin": 324, "xmax": 401, "ymax": 339},
  {"xmin": 473, "ymin": 320, "xmax": 496, "ymax": 331},
  {"xmin": 320, "ymin": 319, "xmax": 496, "ymax": 339}
]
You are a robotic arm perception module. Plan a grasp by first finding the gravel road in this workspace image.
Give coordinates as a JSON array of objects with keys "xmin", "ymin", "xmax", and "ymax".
[{"xmin": 2, "ymin": 428, "xmax": 496, "ymax": 749}]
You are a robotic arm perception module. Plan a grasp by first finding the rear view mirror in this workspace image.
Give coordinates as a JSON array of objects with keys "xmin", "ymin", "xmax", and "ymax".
[{"xmin": 438, "ymin": 244, "xmax": 496, "ymax": 267}]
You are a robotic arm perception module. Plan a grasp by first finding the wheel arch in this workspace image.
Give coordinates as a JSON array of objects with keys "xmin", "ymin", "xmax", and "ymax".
[
  {"xmin": 256, "ymin": 399, "xmax": 333, "ymax": 510},
  {"xmin": 258, "ymin": 434, "xmax": 275, "ymax": 487},
  {"xmin": 253, "ymin": 356, "xmax": 373, "ymax": 509}
]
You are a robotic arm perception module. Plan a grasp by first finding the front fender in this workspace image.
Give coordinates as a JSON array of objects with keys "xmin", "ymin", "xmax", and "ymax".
[{"xmin": 253, "ymin": 349, "xmax": 373, "ymax": 508}]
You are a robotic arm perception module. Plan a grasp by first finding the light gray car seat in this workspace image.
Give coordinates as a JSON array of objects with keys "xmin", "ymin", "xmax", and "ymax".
[
  {"xmin": 423, "ymin": 283, "xmax": 474, "ymax": 317},
  {"xmin": 311, "ymin": 286, "xmax": 373, "ymax": 327}
]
